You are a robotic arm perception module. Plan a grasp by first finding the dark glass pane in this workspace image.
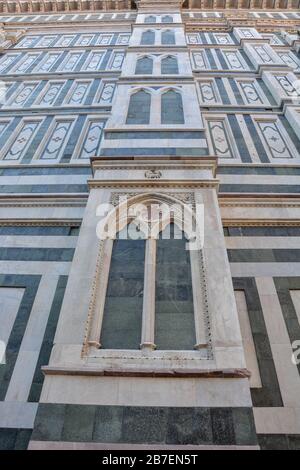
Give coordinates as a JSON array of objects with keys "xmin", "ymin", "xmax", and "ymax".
[
  {"xmin": 162, "ymin": 15, "xmax": 173, "ymax": 23},
  {"xmin": 135, "ymin": 56, "xmax": 153, "ymax": 74},
  {"xmin": 161, "ymin": 90, "xmax": 184, "ymax": 124},
  {"xmin": 161, "ymin": 30, "xmax": 175, "ymax": 45},
  {"xmin": 161, "ymin": 56, "xmax": 178, "ymax": 74},
  {"xmin": 141, "ymin": 30, "xmax": 155, "ymax": 45},
  {"xmin": 145, "ymin": 16, "xmax": 156, "ymax": 23},
  {"xmin": 155, "ymin": 224, "xmax": 196, "ymax": 350},
  {"xmin": 126, "ymin": 90, "xmax": 151, "ymax": 124},
  {"xmin": 100, "ymin": 239, "xmax": 145, "ymax": 349}
]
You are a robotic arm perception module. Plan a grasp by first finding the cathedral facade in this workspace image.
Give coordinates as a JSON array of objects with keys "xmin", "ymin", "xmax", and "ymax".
[{"xmin": 0, "ymin": 0, "xmax": 300, "ymax": 450}]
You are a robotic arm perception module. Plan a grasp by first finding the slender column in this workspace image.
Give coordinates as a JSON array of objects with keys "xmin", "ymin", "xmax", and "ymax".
[
  {"xmin": 190, "ymin": 250, "xmax": 208, "ymax": 349},
  {"xmin": 88, "ymin": 238, "xmax": 114, "ymax": 349},
  {"xmin": 140, "ymin": 238, "xmax": 157, "ymax": 350}
]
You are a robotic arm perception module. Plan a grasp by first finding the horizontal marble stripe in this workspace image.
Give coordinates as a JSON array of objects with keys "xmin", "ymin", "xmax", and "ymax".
[
  {"xmin": 226, "ymin": 237, "xmax": 300, "ymax": 249},
  {"xmin": 0, "ymin": 247, "xmax": 74, "ymax": 262},
  {"xmin": 0, "ymin": 175, "xmax": 88, "ymax": 185},
  {"xmin": 105, "ymin": 131, "xmax": 206, "ymax": 139},
  {"xmin": 0, "ymin": 402, "xmax": 37, "ymax": 429},
  {"xmin": 258, "ymin": 433, "xmax": 300, "ymax": 450},
  {"xmin": 0, "ymin": 261, "xmax": 71, "ymax": 275},
  {"xmin": 100, "ymin": 148, "xmax": 209, "ymax": 156},
  {"xmin": 230, "ymin": 263, "xmax": 300, "ymax": 278},
  {"xmin": 102, "ymin": 139, "xmax": 207, "ymax": 148},
  {"xmin": 219, "ymin": 175, "xmax": 300, "ymax": 185},
  {"xmin": 0, "ymin": 167, "xmax": 91, "ymax": 176},
  {"xmin": 31, "ymin": 403, "xmax": 257, "ymax": 446},
  {"xmin": 228, "ymin": 249, "xmax": 300, "ymax": 263},
  {"xmin": 218, "ymin": 167, "xmax": 300, "ymax": 176},
  {"xmin": 0, "ymin": 184, "xmax": 88, "ymax": 193},
  {"xmin": 220, "ymin": 185, "xmax": 300, "ymax": 194},
  {"xmin": 224, "ymin": 227, "xmax": 300, "ymax": 237},
  {"xmin": 0, "ymin": 227, "xmax": 80, "ymax": 237},
  {"xmin": 0, "ymin": 235, "xmax": 77, "ymax": 248}
]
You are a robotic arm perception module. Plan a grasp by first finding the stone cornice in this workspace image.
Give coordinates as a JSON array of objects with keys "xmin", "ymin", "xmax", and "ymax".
[
  {"xmin": 42, "ymin": 365, "xmax": 251, "ymax": 378},
  {"xmin": 88, "ymin": 179, "xmax": 219, "ymax": 189},
  {"xmin": 0, "ymin": 1, "xmax": 299, "ymax": 14},
  {"xmin": 0, "ymin": 218, "xmax": 82, "ymax": 225},
  {"xmin": 222, "ymin": 218, "xmax": 300, "ymax": 226}
]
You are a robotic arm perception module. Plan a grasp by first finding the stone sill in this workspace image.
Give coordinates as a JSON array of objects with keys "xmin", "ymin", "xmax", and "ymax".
[{"xmin": 42, "ymin": 365, "xmax": 251, "ymax": 379}]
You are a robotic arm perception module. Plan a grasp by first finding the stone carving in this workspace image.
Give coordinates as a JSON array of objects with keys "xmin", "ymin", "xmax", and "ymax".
[
  {"xmin": 9, "ymin": 83, "xmax": 37, "ymax": 106},
  {"xmin": 278, "ymin": 52, "xmax": 300, "ymax": 70},
  {"xmin": 39, "ymin": 83, "xmax": 64, "ymax": 106},
  {"xmin": 76, "ymin": 35, "xmax": 94, "ymax": 46},
  {"xmin": 144, "ymin": 169, "xmax": 162, "ymax": 179},
  {"xmin": 275, "ymin": 75, "xmax": 297, "ymax": 97},
  {"xmin": 224, "ymin": 51, "xmax": 244, "ymax": 70},
  {"xmin": 117, "ymin": 34, "xmax": 130, "ymax": 45},
  {"xmin": 258, "ymin": 121, "xmax": 293, "ymax": 159},
  {"xmin": 99, "ymin": 83, "xmax": 116, "ymax": 104},
  {"xmin": 79, "ymin": 121, "xmax": 104, "ymax": 159},
  {"xmin": 4, "ymin": 121, "xmax": 39, "ymax": 160},
  {"xmin": 84, "ymin": 52, "xmax": 104, "ymax": 71},
  {"xmin": 199, "ymin": 82, "xmax": 217, "ymax": 103},
  {"xmin": 208, "ymin": 120, "xmax": 233, "ymax": 158},
  {"xmin": 193, "ymin": 51, "xmax": 206, "ymax": 69},
  {"xmin": 187, "ymin": 34, "xmax": 200, "ymax": 44},
  {"xmin": 84, "ymin": 190, "xmax": 212, "ymax": 359},
  {"xmin": 37, "ymin": 36, "xmax": 57, "ymax": 47},
  {"xmin": 0, "ymin": 54, "xmax": 20, "ymax": 73},
  {"xmin": 41, "ymin": 121, "xmax": 72, "ymax": 160},
  {"xmin": 59, "ymin": 52, "xmax": 82, "ymax": 72},
  {"xmin": 110, "ymin": 52, "xmax": 125, "ymax": 70},
  {"xmin": 36, "ymin": 53, "xmax": 61, "ymax": 72},
  {"xmin": 17, "ymin": 36, "xmax": 39, "ymax": 48},
  {"xmin": 15, "ymin": 53, "xmax": 39, "ymax": 73},
  {"xmin": 67, "ymin": 82, "xmax": 90, "ymax": 104},
  {"xmin": 215, "ymin": 34, "xmax": 231, "ymax": 45},
  {"xmin": 56, "ymin": 35, "xmax": 75, "ymax": 47},
  {"xmin": 254, "ymin": 46, "xmax": 272, "ymax": 63},
  {"xmin": 240, "ymin": 82, "xmax": 262, "ymax": 104},
  {"xmin": 97, "ymin": 34, "xmax": 113, "ymax": 45}
]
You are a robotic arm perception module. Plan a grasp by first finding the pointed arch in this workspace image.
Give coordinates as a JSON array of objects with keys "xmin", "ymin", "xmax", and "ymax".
[
  {"xmin": 141, "ymin": 29, "xmax": 155, "ymax": 45},
  {"xmin": 161, "ymin": 29, "xmax": 175, "ymax": 45},
  {"xmin": 145, "ymin": 15, "xmax": 156, "ymax": 23},
  {"xmin": 135, "ymin": 56, "xmax": 153, "ymax": 75},
  {"xmin": 161, "ymin": 89, "xmax": 184, "ymax": 124},
  {"xmin": 161, "ymin": 55, "xmax": 179, "ymax": 74},
  {"xmin": 126, "ymin": 89, "xmax": 151, "ymax": 124},
  {"xmin": 161, "ymin": 15, "xmax": 173, "ymax": 23}
]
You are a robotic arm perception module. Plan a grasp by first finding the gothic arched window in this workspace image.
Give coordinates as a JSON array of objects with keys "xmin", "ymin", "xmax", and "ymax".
[
  {"xmin": 100, "ymin": 237, "xmax": 146, "ymax": 350},
  {"xmin": 154, "ymin": 223, "xmax": 196, "ymax": 350},
  {"xmin": 100, "ymin": 222, "xmax": 196, "ymax": 351},
  {"xmin": 126, "ymin": 90, "xmax": 151, "ymax": 124},
  {"xmin": 161, "ymin": 90, "xmax": 184, "ymax": 124},
  {"xmin": 145, "ymin": 15, "xmax": 156, "ymax": 23},
  {"xmin": 162, "ymin": 15, "xmax": 173, "ymax": 23},
  {"xmin": 161, "ymin": 30, "xmax": 175, "ymax": 45},
  {"xmin": 135, "ymin": 56, "xmax": 153, "ymax": 75},
  {"xmin": 88, "ymin": 195, "xmax": 210, "ymax": 357},
  {"xmin": 161, "ymin": 56, "xmax": 179, "ymax": 74},
  {"xmin": 141, "ymin": 30, "xmax": 155, "ymax": 45}
]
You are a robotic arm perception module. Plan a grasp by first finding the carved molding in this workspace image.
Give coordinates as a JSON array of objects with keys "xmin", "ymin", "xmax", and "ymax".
[
  {"xmin": 83, "ymin": 190, "xmax": 212, "ymax": 359},
  {"xmin": 0, "ymin": 218, "xmax": 81, "ymax": 226},
  {"xmin": 222, "ymin": 218, "xmax": 300, "ymax": 227}
]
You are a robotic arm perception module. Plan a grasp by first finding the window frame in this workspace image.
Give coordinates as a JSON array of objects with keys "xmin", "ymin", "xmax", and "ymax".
[{"xmin": 85, "ymin": 193, "xmax": 211, "ymax": 366}]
